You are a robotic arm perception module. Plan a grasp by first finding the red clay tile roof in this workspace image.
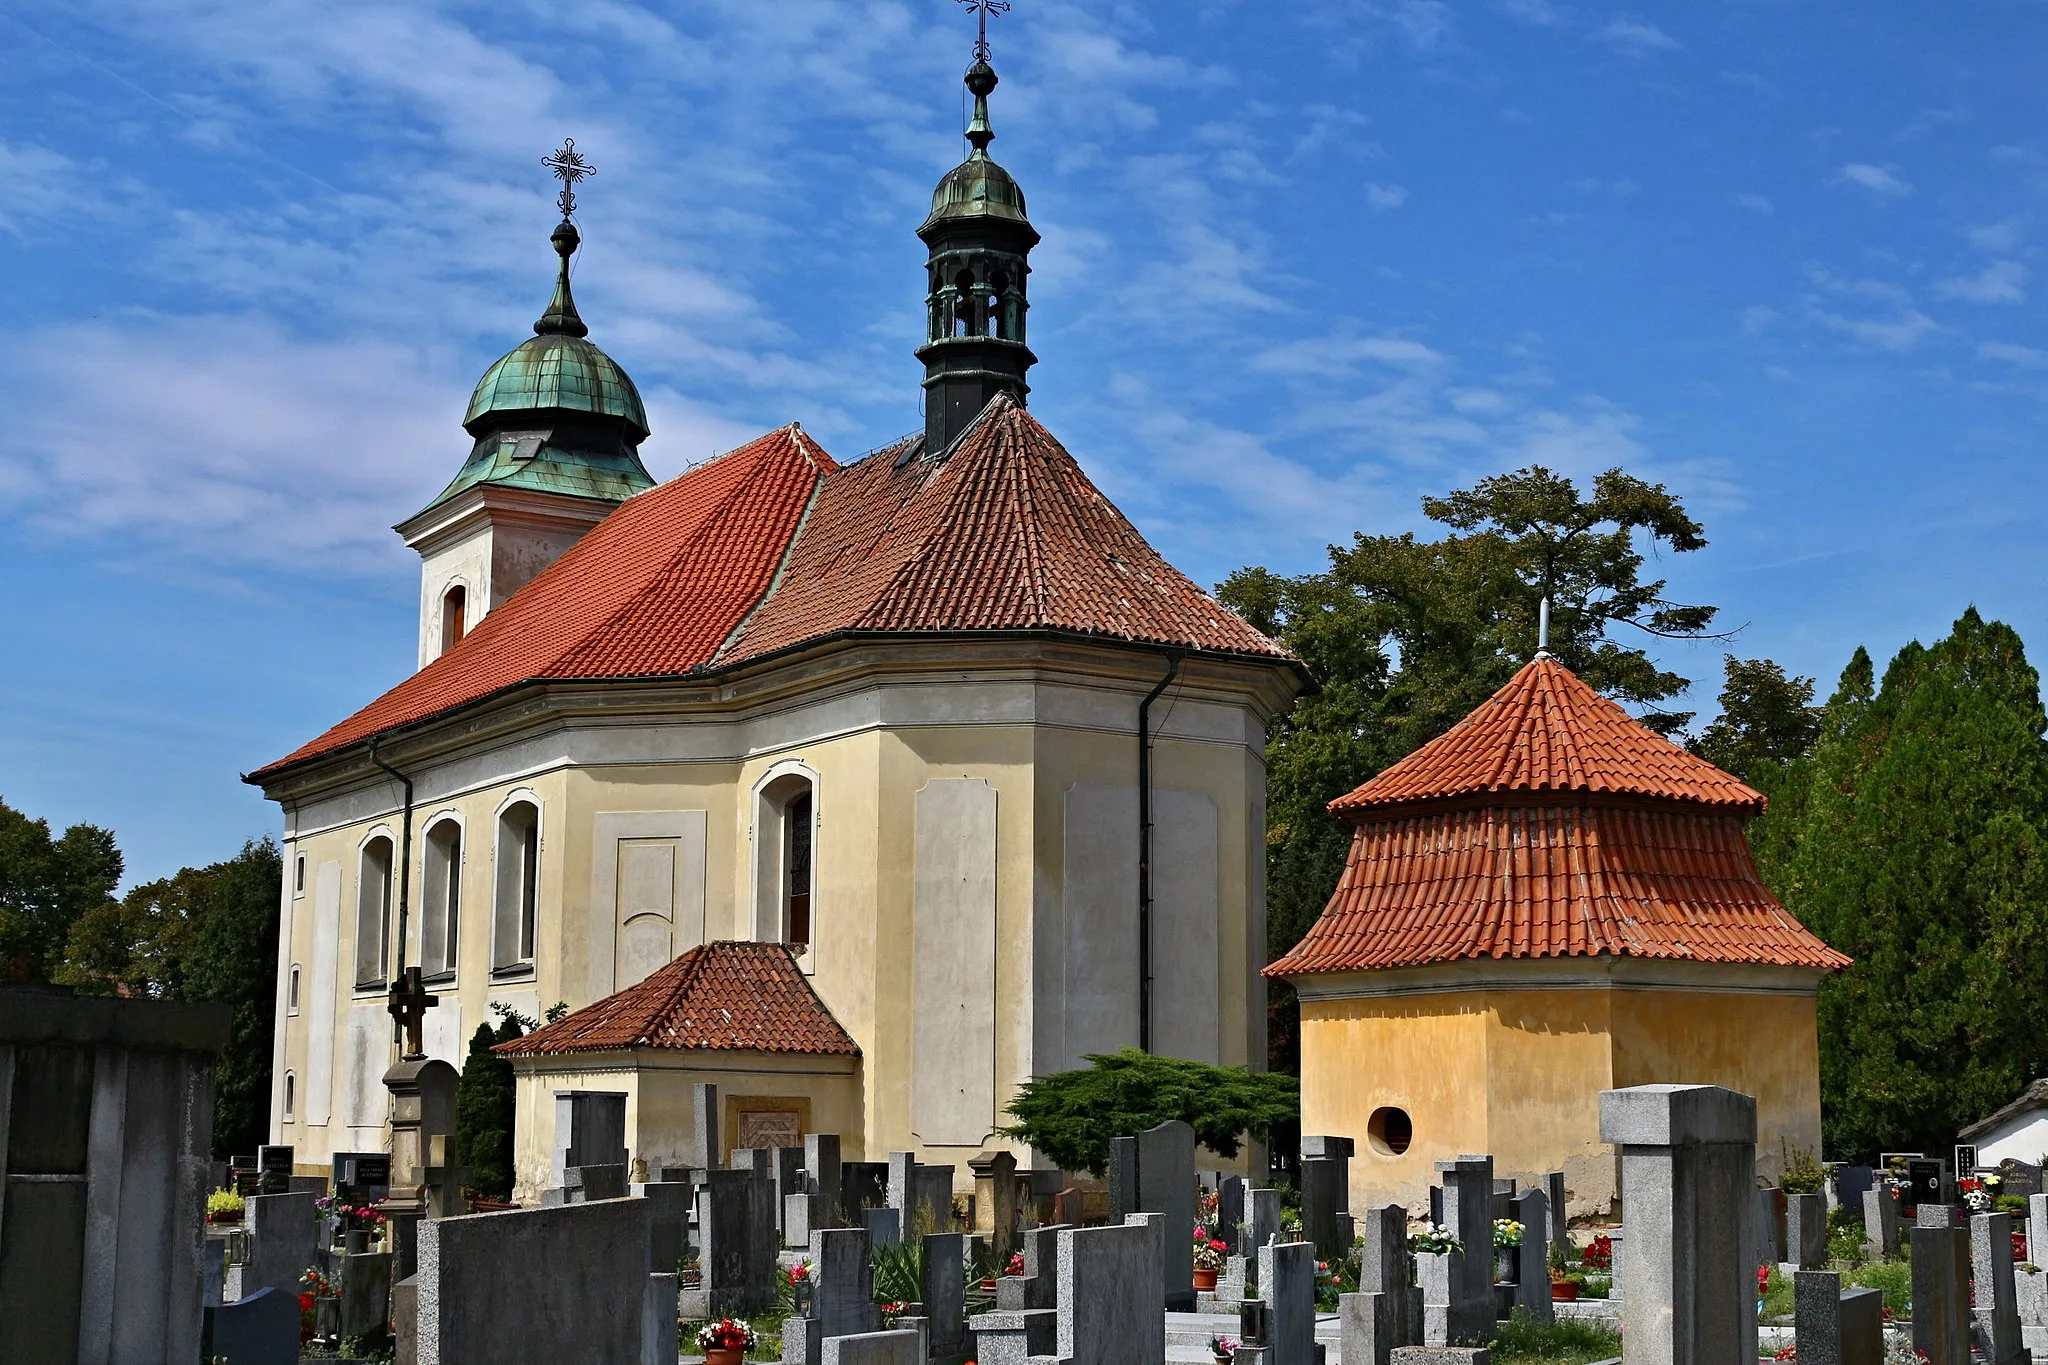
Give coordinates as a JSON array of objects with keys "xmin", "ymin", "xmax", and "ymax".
[
  {"xmin": 497, "ymin": 941, "xmax": 860, "ymax": 1056},
  {"xmin": 1267, "ymin": 654, "xmax": 1848, "ymax": 977},
  {"xmin": 1329, "ymin": 656, "xmax": 1764, "ymax": 817},
  {"xmin": 255, "ymin": 397, "xmax": 1291, "ymax": 779},
  {"xmin": 1265, "ymin": 803, "xmax": 1851, "ymax": 975},
  {"xmin": 720, "ymin": 395, "xmax": 1290, "ymax": 663},
  {"xmin": 252, "ymin": 427, "xmax": 833, "ymax": 778}
]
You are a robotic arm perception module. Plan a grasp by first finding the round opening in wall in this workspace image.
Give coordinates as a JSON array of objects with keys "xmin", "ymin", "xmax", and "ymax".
[{"xmin": 1367, "ymin": 1106, "xmax": 1413, "ymax": 1156}]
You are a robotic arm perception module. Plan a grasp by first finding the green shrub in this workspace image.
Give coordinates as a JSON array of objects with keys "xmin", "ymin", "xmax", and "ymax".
[
  {"xmin": 1761, "ymin": 1266, "xmax": 1796, "ymax": 1321},
  {"xmin": 1489, "ymin": 1309, "xmax": 1622, "ymax": 1364},
  {"xmin": 1847, "ymin": 1259, "xmax": 1914, "ymax": 1315},
  {"xmin": 999, "ymin": 1049, "xmax": 1297, "ymax": 1174},
  {"xmin": 1780, "ymin": 1144, "xmax": 1826, "ymax": 1195},
  {"xmin": 453, "ymin": 1020, "xmax": 520, "ymax": 1198}
]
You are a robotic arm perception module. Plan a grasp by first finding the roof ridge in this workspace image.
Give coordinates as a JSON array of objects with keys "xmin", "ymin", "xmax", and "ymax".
[{"xmin": 709, "ymin": 455, "xmax": 832, "ymax": 665}]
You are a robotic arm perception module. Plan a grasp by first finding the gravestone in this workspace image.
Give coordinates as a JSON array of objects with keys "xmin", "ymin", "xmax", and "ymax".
[
  {"xmin": 863, "ymin": 1206, "xmax": 901, "ymax": 1249},
  {"xmin": 1971, "ymin": 1212, "xmax": 2027, "ymax": 1365},
  {"xmin": 843, "ymin": 1162, "xmax": 888, "ymax": 1221},
  {"xmin": 996, "ymin": 1223, "xmax": 1062, "ymax": 1310},
  {"xmin": 887, "ymin": 1152, "xmax": 918, "ymax": 1215},
  {"xmin": 1342, "ymin": 1291, "xmax": 1398, "ymax": 1365},
  {"xmin": 202, "ymin": 1285, "xmax": 301, "ymax": 1365},
  {"xmin": 1055, "ymin": 1222, "xmax": 1165, "ymax": 1365},
  {"xmin": 923, "ymin": 1233, "xmax": 969, "ymax": 1364},
  {"xmin": 387, "ymin": 1055, "xmax": 459, "ymax": 1214},
  {"xmin": 806, "ymin": 1133, "xmax": 843, "ymax": 1224},
  {"xmin": 2000, "ymin": 1160, "xmax": 2044, "ymax": 1201},
  {"xmin": 1911, "ymin": 1222, "xmax": 1972, "ymax": 1365},
  {"xmin": 1512, "ymin": 1188, "xmax": 1553, "ymax": 1324},
  {"xmin": 1785, "ymin": 1192, "xmax": 1828, "ymax": 1271},
  {"xmin": 700, "ymin": 1167, "xmax": 773, "ymax": 1315},
  {"xmin": 689, "ymin": 1082, "xmax": 721, "ymax": 1170},
  {"xmin": 1794, "ymin": 1272, "xmax": 1883, "ymax": 1365},
  {"xmin": 772, "ymin": 1145, "xmax": 806, "ymax": 1240},
  {"xmin": 1862, "ymin": 1185, "xmax": 1898, "ymax": 1259},
  {"xmin": 1247, "ymin": 1187, "xmax": 1283, "ymax": 1288},
  {"xmin": 226, "ymin": 1191, "xmax": 320, "ymax": 1302},
  {"xmin": 1753, "ymin": 1187, "xmax": 1788, "ymax": 1269},
  {"xmin": 551, "ymin": 1090, "xmax": 628, "ymax": 1188},
  {"xmin": 258, "ymin": 1144, "xmax": 294, "ymax": 1195},
  {"xmin": 913, "ymin": 1164, "xmax": 956, "ymax": 1235},
  {"xmin": 1260, "ymin": 1241, "xmax": 1318, "ymax": 1365},
  {"xmin": 969, "ymin": 1151, "xmax": 1019, "ymax": 1261},
  {"xmin": 1052, "ymin": 1187, "xmax": 1084, "ymax": 1227},
  {"xmin": 735, "ymin": 1149, "xmax": 782, "ymax": 1308},
  {"xmin": 339, "ymin": 1248, "xmax": 395, "ymax": 1339},
  {"xmin": 821, "ymin": 1330, "xmax": 922, "ymax": 1365},
  {"xmin": 1360, "ymin": 1203, "xmax": 1417, "ymax": 1348},
  {"xmin": 1434, "ymin": 1157, "xmax": 1494, "ymax": 1346},
  {"xmin": 1599, "ymin": 1084, "xmax": 1759, "ymax": 1365},
  {"xmin": 333, "ymin": 1152, "xmax": 392, "ymax": 1198},
  {"xmin": 1833, "ymin": 1164, "xmax": 1876, "ymax": 1210},
  {"xmin": 1107, "ymin": 1136, "xmax": 1139, "ymax": 1225},
  {"xmin": 1219, "ymin": 1175, "xmax": 1248, "ymax": 1252},
  {"xmin": 1138, "ymin": 1119, "xmax": 1198, "ymax": 1310},
  {"xmin": 1545, "ymin": 1172, "xmax": 1568, "ymax": 1254},
  {"xmin": 784, "ymin": 1227, "xmax": 879, "ymax": 1365},
  {"xmin": 1907, "ymin": 1160, "xmax": 1947, "ymax": 1213},
  {"xmin": 1302, "ymin": 1157, "xmax": 1347, "ymax": 1264}
]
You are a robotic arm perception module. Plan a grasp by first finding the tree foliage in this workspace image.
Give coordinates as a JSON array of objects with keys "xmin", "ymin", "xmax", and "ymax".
[
  {"xmin": 1691, "ymin": 655, "xmax": 1822, "ymax": 785},
  {"xmin": 51, "ymin": 837, "xmax": 284, "ymax": 1157},
  {"xmin": 1218, "ymin": 466, "xmax": 1722, "ymax": 1069},
  {"xmin": 455, "ymin": 1018, "xmax": 522, "ymax": 1198},
  {"xmin": 0, "ymin": 797, "xmax": 123, "ymax": 983},
  {"xmin": 1745, "ymin": 609, "xmax": 2048, "ymax": 1159},
  {"xmin": 999, "ymin": 1048, "xmax": 1299, "ymax": 1175}
]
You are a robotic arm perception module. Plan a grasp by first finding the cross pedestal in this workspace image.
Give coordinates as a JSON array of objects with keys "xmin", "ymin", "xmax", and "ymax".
[
  {"xmin": 383, "ymin": 1055, "xmax": 458, "ymax": 1216},
  {"xmin": 422, "ymin": 1133, "xmax": 471, "ymax": 1220}
]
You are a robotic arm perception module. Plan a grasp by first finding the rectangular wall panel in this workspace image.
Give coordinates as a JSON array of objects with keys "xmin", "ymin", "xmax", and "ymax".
[
  {"xmin": 588, "ymin": 811, "xmax": 707, "ymax": 1000},
  {"xmin": 1151, "ymin": 789, "xmax": 1221, "ymax": 1064},
  {"xmin": 912, "ymin": 779, "xmax": 999, "ymax": 1147},
  {"xmin": 1061, "ymin": 783, "xmax": 1140, "ymax": 1072},
  {"xmin": 343, "ymin": 1004, "xmax": 387, "ymax": 1137},
  {"xmin": 305, "ymin": 861, "xmax": 341, "ymax": 1126}
]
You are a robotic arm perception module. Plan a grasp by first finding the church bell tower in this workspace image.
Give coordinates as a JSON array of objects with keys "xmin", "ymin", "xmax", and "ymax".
[{"xmin": 916, "ymin": 54, "xmax": 1040, "ymax": 454}]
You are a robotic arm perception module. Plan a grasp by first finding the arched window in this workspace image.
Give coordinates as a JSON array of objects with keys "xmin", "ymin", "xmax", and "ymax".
[
  {"xmin": 441, "ymin": 585, "xmax": 468, "ymax": 655},
  {"xmin": 283, "ymin": 1071, "xmax": 297, "ymax": 1121},
  {"xmin": 754, "ymin": 772, "xmax": 816, "ymax": 962},
  {"xmin": 953, "ymin": 269, "xmax": 978, "ymax": 337},
  {"xmin": 422, "ymin": 818, "xmax": 463, "ymax": 977},
  {"xmin": 355, "ymin": 834, "xmax": 394, "ymax": 987},
  {"xmin": 493, "ymin": 800, "xmax": 541, "ymax": 973},
  {"xmin": 987, "ymin": 272, "xmax": 1009, "ymax": 339},
  {"xmin": 288, "ymin": 964, "xmax": 301, "ymax": 1015}
]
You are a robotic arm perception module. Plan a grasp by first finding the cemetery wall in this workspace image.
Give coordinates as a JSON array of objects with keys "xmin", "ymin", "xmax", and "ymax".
[{"xmin": 1298, "ymin": 961, "xmax": 1823, "ymax": 1212}]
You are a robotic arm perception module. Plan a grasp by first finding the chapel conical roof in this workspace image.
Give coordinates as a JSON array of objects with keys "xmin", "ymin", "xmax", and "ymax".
[{"xmin": 1329, "ymin": 655, "xmax": 1766, "ymax": 817}]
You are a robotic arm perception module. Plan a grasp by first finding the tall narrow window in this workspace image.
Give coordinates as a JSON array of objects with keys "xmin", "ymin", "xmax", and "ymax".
[
  {"xmin": 441, "ymin": 585, "xmax": 468, "ymax": 655},
  {"xmin": 784, "ymin": 790, "xmax": 813, "ymax": 950},
  {"xmin": 283, "ymin": 1071, "xmax": 296, "ymax": 1121},
  {"xmin": 288, "ymin": 965, "xmax": 301, "ymax": 1015},
  {"xmin": 294, "ymin": 854, "xmax": 306, "ymax": 897},
  {"xmin": 355, "ymin": 835, "xmax": 394, "ymax": 987},
  {"xmin": 422, "ymin": 818, "xmax": 462, "ymax": 977},
  {"xmin": 493, "ymin": 800, "xmax": 541, "ymax": 972}
]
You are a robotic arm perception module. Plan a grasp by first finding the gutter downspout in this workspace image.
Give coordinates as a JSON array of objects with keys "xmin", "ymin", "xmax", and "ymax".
[
  {"xmin": 367, "ymin": 737, "xmax": 414, "ymax": 990},
  {"xmin": 1137, "ymin": 649, "xmax": 1184, "ymax": 1055}
]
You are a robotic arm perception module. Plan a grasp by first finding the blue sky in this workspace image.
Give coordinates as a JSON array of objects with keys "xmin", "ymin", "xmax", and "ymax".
[{"xmin": 4, "ymin": 1, "xmax": 2046, "ymax": 884}]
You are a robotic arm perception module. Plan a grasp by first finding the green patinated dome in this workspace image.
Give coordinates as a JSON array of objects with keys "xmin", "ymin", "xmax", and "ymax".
[
  {"xmin": 463, "ymin": 332, "xmax": 649, "ymax": 439},
  {"xmin": 923, "ymin": 154, "xmax": 1030, "ymax": 229}
]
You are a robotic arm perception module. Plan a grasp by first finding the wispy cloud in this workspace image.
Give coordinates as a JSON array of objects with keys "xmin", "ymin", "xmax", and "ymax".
[
  {"xmin": 1968, "ymin": 220, "xmax": 2024, "ymax": 253},
  {"xmin": 1979, "ymin": 340, "xmax": 2048, "ymax": 369},
  {"xmin": 1935, "ymin": 260, "xmax": 2027, "ymax": 304},
  {"xmin": 1591, "ymin": 16, "xmax": 1678, "ymax": 56},
  {"xmin": 1735, "ymin": 192, "xmax": 1774, "ymax": 215},
  {"xmin": 1836, "ymin": 163, "xmax": 1914, "ymax": 197},
  {"xmin": 1494, "ymin": 0, "xmax": 1570, "ymax": 26},
  {"xmin": 1366, "ymin": 182, "xmax": 1410, "ymax": 211}
]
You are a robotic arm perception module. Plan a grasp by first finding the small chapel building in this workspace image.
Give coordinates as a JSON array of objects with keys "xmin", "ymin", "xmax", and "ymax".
[
  {"xmin": 249, "ymin": 55, "xmax": 1304, "ymax": 1196},
  {"xmin": 1270, "ymin": 654, "xmax": 1849, "ymax": 1216}
]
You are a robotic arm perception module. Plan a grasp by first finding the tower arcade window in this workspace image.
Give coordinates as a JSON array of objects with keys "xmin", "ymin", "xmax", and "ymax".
[
  {"xmin": 355, "ymin": 835, "xmax": 394, "ymax": 988},
  {"xmin": 441, "ymin": 585, "xmax": 468, "ymax": 655},
  {"xmin": 422, "ymin": 818, "xmax": 463, "ymax": 977},
  {"xmin": 493, "ymin": 800, "xmax": 541, "ymax": 972},
  {"xmin": 754, "ymin": 772, "xmax": 816, "ymax": 962}
]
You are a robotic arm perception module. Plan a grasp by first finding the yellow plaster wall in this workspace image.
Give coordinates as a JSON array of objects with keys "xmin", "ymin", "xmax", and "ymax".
[
  {"xmin": 1299, "ymin": 980, "xmax": 1822, "ymax": 1214},
  {"xmin": 1610, "ymin": 988, "xmax": 1823, "ymax": 1184}
]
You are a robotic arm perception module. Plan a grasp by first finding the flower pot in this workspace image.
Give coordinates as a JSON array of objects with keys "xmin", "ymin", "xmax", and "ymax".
[
  {"xmin": 1551, "ymin": 1280, "xmax": 1579, "ymax": 1302},
  {"xmin": 1193, "ymin": 1267, "xmax": 1220, "ymax": 1291},
  {"xmin": 1494, "ymin": 1248, "xmax": 1518, "ymax": 1284},
  {"xmin": 342, "ymin": 1229, "xmax": 370, "ymax": 1255},
  {"xmin": 704, "ymin": 1348, "xmax": 745, "ymax": 1365},
  {"xmin": 980, "ymin": 1277, "xmax": 997, "ymax": 1292}
]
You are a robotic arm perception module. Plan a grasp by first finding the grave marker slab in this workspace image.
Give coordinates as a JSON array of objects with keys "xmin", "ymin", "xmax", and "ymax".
[
  {"xmin": 1107, "ymin": 1136, "xmax": 1139, "ymax": 1225},
  {"xmin": 203, "ymin": 1285, "xmax": 301, "ymax": 1365},
  {"xmin": 689, "ymin": 1083, "xmax": 721, "ymax": 1170},
  {"xmin": 1972, "ymin": 1212, "xmax": 2027, "ymax": 1365},
  {"xmin": 805, "ymin": 1134, "xmax": 843, "ymax": 1224},
  {"xmin": 863, "ymin": 1206, "xmax": 901, "ymax": 1249},
  {"xmin": 821, "ymin": 1329, "xmax": 922, "ymax": 1365},
  {"xmin": 551, "ymin": 1090, "xmax": 628, "ymax": 1188},
  {"xmin": 1434, "ymin": 1157, "xmax": 1493, "ymax": 1346},
  {"xmin": 1785, "ymin": 1192, "xmax": 1827, "ymax": 1271},
  {"xmin": 1343, "ymin": 1290, "xmax": 1397, "ymax": 1365},
  {"xmin": 1139, "ymin": 1118, "xmax": 1198, "ymax": 1310},
  {"xmin": 1862, "ymin": 1186, "xmax": 1898, "ymax": 1259},
  {"xmin": 1512, "ymin": 1188, "xmax": 1553, "ymax": 1324},
  {"xmin": 1056, "ymin": 1222, "xmax": 1165, "ymax": 1365},
  {"xmin": 1911, "ymin": 1224, "xmax": 1971, "ymax": 1365},
  {"xmin": 922, "ymin": 1233, "xmax": 968, "ymax": 1364},
  {"xmin": 1259, "ymin": 1240, "xmax": 1318, "ymax": 1365}
]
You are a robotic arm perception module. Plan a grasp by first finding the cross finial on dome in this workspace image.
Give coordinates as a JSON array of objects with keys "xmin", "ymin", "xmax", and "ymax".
[
  {"xmin": 542, "ymin": 137, "xmax": 596, "ymax": 220},
  {"xmin": 535, "ymin": 139, "xmax": 593, "ymax": 337},
  {"xmin": 957, "ymin": 0, "xmax": 1010, "ymax": 64}
]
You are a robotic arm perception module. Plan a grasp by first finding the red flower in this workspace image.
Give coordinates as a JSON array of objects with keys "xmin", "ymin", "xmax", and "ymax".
[{"xmin": 1758, "ymin": 1265, "xmax": 1772, "ymax": 1295}]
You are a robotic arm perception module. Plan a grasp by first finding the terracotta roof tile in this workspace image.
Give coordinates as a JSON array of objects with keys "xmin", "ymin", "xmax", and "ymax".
[
  {"xmin": 497, "ymin": 941, "xmax": 860, "ymax": 1056},
  {"xmin": 253, "ymin": 427, "xmax": 832, "ymax": 777},
  {"xmin": 1331, "ymin": 656, "xmax": 1763, "ymax": 816},
  {"xmin": 719, "ymin": 395, "xmax": 1290, "ymax": 664},
  {"xmin": 1269, "ymin": 655, "xmax": 1848, "ymax": 978}
]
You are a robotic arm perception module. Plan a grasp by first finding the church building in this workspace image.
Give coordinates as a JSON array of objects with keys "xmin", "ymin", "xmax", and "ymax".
[
  {"xmin": 249, "ymin": 54, "xmax": 1304, "ymax": 1197},
  {"xmin": 1270, "ymin": 654, "xmax": 1849, "ymax": 1215}
]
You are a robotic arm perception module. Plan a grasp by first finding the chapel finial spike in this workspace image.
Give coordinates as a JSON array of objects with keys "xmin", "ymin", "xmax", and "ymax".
[
  {"xmin": 956, "ymin": 0, "xmax": 1010, "ymax": 64},
  {"xmin": 541, "ymin": 137, "xmax": 597, "ymax": 221},
  {"xmin": 1536, "ymin": 596, "xmax": 1552, "ymax": 658},
  {"xmin": 535, "ymin": 139, "xmax": 594, "ymax": 337}
]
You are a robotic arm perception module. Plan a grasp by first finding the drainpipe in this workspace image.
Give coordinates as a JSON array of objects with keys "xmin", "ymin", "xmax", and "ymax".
[
  {"xmin": 1137, "ymin": 649, "xmax": 1184, "ymax": 1055},
  {"xmin": 367, "ymin": 737, "xmax": 414, "ymax": 985}
]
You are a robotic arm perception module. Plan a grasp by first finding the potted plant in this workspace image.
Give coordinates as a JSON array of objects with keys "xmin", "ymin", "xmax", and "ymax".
[
  {"xmin": 1193, "ymin": 1228, "xmax": 1230, "ymax": 1292},
  {"xmin": 1549, "ymin": 1242, "xmax": 1577, "ymax": 1301},
  {"xmin": 298, "ymin": 1267, "xmax": 340, "ymax": 1346},
  {"xmin": 1209, "ymin": 1335, "xmax": 1239, "ymax": 1365},
  {"xmin": 696, "ymin": 1316, "xmax": 758, "ymax": 1365},
  {"xmin": 207, "ymin": 1189, "xmax": 245, "ymax": 1226},
  {"xmin": 1492, "ymin": 1219, "xmax": 1523, "ymax": 1283}
]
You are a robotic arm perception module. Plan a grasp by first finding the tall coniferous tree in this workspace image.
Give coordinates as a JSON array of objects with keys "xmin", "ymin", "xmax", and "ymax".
[{"xmin": 1750, "ymin": 610, "xmax": 2048, "ymax": 1158}]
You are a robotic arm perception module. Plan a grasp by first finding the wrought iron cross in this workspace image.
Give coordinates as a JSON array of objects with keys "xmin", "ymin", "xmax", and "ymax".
[
  {"xmin": 542, "ymin": 137, "xmax": 597, "ymax": 219},
  {"xmin": 386, "ymin": 964, "xmax": 438, "ymax": 1060},
  {"xmin": 956, "ymin": 0, "xmax": 1010, "ymax": 62}
]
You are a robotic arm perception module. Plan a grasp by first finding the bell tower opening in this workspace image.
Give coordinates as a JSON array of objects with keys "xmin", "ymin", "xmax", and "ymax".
[{"xmin": 440, "ymin": 585, "xmax": 467, "ymax": 656}]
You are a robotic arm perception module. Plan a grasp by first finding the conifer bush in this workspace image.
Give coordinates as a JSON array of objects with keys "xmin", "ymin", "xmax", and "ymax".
[
  {"xmin": 453, "ymin": 1018, "xmax": 521, "ymax": 1198},
  {"xmin": 998, "ymin": 1048, "xmax": 1298, "ymax": 1175}
]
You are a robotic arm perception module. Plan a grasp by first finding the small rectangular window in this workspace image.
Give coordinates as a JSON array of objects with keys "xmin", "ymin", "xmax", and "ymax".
[
  {"xmin": 294, "ymin": 854, "xmax": 306, "ymax": 897},
  {"xmin": 288, "ymin": 965, "xmax": 301, "ymax": 1015}
]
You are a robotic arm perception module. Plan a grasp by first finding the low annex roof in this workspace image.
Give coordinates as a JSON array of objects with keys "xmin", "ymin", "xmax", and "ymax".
[
  {"xmin": 1329, "ymin": 656, "xmax": 1765, "ymax": 818},
  {"xmin": 497, "ymin": 941, "xmax": 859, "ymax": 1057},
  {"xmin": 1958, "ymin": 1078, "xmax": 2048, "ymax": 1144},
  {"xmin": 254, "ymin": 396, "xmax": 1292, "ymax": 780}
]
